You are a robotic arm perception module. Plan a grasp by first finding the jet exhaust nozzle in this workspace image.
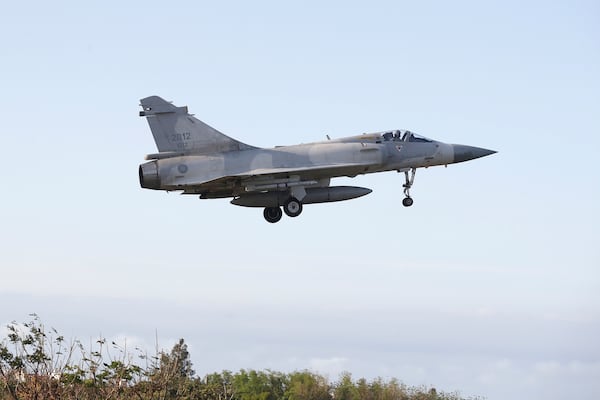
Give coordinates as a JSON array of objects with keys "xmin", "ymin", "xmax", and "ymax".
[{"xmin": 139, "ymin": 161, "xmax": 161, "ymax": 189}]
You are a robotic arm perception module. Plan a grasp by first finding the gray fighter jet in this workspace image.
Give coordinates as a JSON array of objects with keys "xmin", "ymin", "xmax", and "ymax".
[{"xmin": 138, "ymin": 96, "xmax": 496, "ymax": 223}]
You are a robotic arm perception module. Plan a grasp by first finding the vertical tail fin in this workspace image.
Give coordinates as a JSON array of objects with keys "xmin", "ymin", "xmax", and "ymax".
[{"xmin": 139, "ymin": 96, "xmax": 256, "ymax": 154}]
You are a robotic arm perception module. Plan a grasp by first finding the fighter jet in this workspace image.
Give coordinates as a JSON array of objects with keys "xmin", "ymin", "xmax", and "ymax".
[{"xmin": 138, "ymin": 96, "xmax": 496, "ymax": 223}]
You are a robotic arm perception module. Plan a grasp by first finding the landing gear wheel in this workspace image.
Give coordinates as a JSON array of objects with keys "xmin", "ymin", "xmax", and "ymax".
[
  {"xmin": 263, "ymin": 207, "xmax": 283, "ymax": 223},
  {"xmin": 283, "ymin": 197, "xmax": 303, "ymax": 217},
  {"xmin": 402, "ymin": 197, "xmax": 414, "ymax": 207}
]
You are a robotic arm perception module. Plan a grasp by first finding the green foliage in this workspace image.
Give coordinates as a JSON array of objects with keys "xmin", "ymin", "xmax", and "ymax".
[
  {"xmin": 0, "ymin": 316, "xmax": 484, "ymax": 400},
  {"xmin": 232, "ymin": 369, "xmax": 287, "ymax": 400},
  {"xmin": 285, "ymin": 370, "xmax": 330, "ymax": 400}
]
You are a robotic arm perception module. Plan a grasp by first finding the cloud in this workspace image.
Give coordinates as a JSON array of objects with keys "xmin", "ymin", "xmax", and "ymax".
[
  {"xmin": 308, "ymin": 357, "xmax": 349, "ymax": 377},
  {"xmin": 532, "ymin": 360, "xmax": 600, "ymax": 379},
  {"xmin": 473, "ymin": 358, "xmax": 600, "ymax": 399}
]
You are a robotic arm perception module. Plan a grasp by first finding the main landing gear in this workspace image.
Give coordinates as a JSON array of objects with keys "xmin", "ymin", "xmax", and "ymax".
[
  {"xmin": 263, "ymin": 197, "xmax": 303, "ymax": 223},
  {"xmin": 283, "ymin": 197, "xmax": 303, "ymax": 217},
  {"xmin": 402, "ymin": 168, "xmax": 416, "ymax": 207},
  {"xmin": 263, "ymin": 207, "xmax": 282, "ymax": 223}
]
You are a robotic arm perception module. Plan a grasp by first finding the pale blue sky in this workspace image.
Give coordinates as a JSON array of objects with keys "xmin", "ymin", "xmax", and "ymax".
[{"xmin": 1, "ymin": 1, "xmax": 599, "ymax": 399}]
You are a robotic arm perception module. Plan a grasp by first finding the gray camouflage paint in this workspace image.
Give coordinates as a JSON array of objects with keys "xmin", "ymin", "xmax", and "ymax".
[{"xmin": 138, "ymin": 96, "xmax": 495, "ymax": 206}]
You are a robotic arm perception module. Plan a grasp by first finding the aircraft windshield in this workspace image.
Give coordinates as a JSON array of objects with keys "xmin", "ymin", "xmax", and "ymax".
[
  {"xmin": 405, "ymin": 132, "xmax": 433, "ymax": 143},
  {"xmin": 379, "ymin": 130, "xmax": 433, "ymax": 143}
]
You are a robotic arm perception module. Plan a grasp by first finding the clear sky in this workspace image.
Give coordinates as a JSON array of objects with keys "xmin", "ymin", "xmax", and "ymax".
[{"xmin": 1, "ymin": 1, "xmax": 599, "ymax": 399}]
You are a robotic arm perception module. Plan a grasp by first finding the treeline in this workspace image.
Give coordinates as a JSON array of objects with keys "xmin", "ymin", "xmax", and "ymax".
[{"xmin": 0, "ymin": 315, "xmax": 481, "ymax": 400}]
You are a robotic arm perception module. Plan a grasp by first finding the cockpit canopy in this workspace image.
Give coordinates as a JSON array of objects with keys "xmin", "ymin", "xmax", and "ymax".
[{"xmin": 379, "ymin": 130, "xmax": 433, "ymax": 143}]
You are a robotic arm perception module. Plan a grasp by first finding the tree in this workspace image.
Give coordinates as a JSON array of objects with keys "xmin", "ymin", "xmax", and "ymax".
[
  {"xmin": 285, "ymin": 370, "xmax": 331, "ymax": 400},
  {"xmin": 164, "ymin": 339, "xmax": 195, "ymax": 379},
  {"xmin": 200, "ymin": 371, "xmax": 235, "ymax": 400},
  {"xmin": 148, "ymin": 338, "xmax": 197, "ymax": 399},
  {"xmin": 0, "ymin": 314, "xmax": 75, "ymax": 400},
  {"xmin": 334, "ymin": 372, "xmax": 360, "ymax": 400},
  {"xmin": 232, "ymin": 369, "xmax": 286, "ymax": 400}
]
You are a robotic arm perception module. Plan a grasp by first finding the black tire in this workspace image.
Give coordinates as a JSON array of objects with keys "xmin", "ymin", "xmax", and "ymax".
[
  {"xmin": 283, "ymin": 197, "xmax": 303, "ymax": 217},
  {"xmin": 402, "ymin": 197, "xmax": 414, "ymax": 207},
  {"xmin": 263, "ymin": 207, "xmax": 283, "ymax": 223}
]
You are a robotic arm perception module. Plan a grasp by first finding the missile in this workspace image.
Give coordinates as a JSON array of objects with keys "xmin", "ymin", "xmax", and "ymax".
[{"xmin": 231, "ymin": 186, "xmax": 372, "ymax": 208}]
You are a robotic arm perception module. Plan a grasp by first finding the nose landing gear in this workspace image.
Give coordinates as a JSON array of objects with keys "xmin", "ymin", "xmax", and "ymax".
[{"xmin": 402, "ymin": 168, "xmax": 416, "ymax": 207}]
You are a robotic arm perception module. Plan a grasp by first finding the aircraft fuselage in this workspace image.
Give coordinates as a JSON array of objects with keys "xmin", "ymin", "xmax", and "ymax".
[{"xmin": 138, "ymin": 96, "xmax": 496, "ymax": 222}]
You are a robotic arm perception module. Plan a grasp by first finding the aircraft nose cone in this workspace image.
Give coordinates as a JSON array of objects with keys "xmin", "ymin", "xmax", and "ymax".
[{"xmin": 452, "ymin": 145, "xmax": 497, "ymax": 163}]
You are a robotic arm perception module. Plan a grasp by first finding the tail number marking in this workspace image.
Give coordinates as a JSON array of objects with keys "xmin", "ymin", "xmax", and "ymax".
[{"xmin": 170, "ymin": 132, "xmax": 191, "ymax": 142}]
